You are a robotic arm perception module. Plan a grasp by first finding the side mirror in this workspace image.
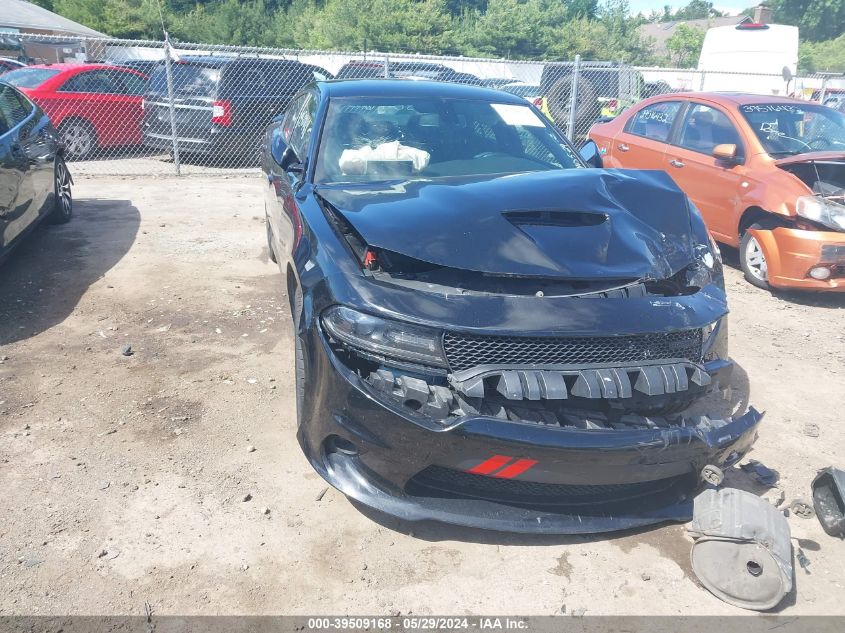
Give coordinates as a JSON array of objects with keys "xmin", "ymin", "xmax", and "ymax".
[
  {"xmin": 271, "ymin": 131, "xmax": 303, "ymax": 174},
  {"xmin": 712, "ymin": 143, "xmax": 738, "ymax": 162},
  {"xmin": 579, "ymin": 139, "xmax": 603, "ymax": 168}
]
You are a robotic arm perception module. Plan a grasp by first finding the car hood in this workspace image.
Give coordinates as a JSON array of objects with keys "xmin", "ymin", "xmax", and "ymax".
[
  {"xmin": 315, "ymin": 169, "xmax": 698, "ymax": 281},
  {"xmin": 774, "ymin": 151, "xmax": 845, "ymax": 166}
]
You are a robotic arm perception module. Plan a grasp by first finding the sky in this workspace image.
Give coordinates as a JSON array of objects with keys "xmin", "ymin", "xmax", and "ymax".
[{"xmin": 626, "ymin": 1, "xmax": 749, "ymax": 15}]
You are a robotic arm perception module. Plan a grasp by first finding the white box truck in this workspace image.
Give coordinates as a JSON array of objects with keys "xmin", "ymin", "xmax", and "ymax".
[{"xmin": 697, "ymin": 23, "xmax": 799, "ymax": 96}]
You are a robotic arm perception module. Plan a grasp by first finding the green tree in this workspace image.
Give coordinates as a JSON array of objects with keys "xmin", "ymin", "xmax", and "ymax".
[
  {"xmin": 665, "ymin": 23, "xmax": 704, "ymax": 67},
  {"xmin": 763, "ymin": 0, "xmax": 845, "ymax": 43},
  {"xmin": 799, "ymin": 32, "xmax": 845, "ymax": 72},
  {"xmin": 53, "ymin": 0, "xmax": 165, "ymax": 38},
  {"xmin": 671, "ymin": 0, "xmax": 723, "ymax": 20}
]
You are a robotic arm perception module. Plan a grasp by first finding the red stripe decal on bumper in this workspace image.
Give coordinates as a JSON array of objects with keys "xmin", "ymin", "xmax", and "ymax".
[
  {"xmin": 492, "ymin": 458, "xmax": 538, "ymax": 479},
  {"xmin": 467, "ymin": 455, "xmax": 512, "ymax": 475}
]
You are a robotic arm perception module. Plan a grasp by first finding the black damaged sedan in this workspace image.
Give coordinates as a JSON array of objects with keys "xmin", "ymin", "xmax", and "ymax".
[{"xmin": 261, "ymin": 80, "xmax": 761, "ymax": 534}]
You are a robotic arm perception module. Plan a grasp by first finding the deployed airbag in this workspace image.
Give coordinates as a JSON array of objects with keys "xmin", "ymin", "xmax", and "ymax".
[{"xmin": 339, "ymin": 141, "xmax": 430, "ymax": 175}]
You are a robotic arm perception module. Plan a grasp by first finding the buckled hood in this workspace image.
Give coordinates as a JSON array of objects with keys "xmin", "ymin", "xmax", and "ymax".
[{"xmin": 316, "ymin": 169, "xmax": 698, "ymax": 281}]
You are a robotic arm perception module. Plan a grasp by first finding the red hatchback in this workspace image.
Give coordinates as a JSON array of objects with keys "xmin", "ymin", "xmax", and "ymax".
[{"xmin": 1, "ymin": 63, "xmax": 148, "ymax": 160}]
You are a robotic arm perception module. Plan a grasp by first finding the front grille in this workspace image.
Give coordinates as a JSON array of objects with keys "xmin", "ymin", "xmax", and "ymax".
[
  {"xmin": 406, "ymin": 465, "xmax": 688, "ymax": 508},
  {"xmin": 443, "ymin": 329, "xmax": 703, "ymax": 372}
]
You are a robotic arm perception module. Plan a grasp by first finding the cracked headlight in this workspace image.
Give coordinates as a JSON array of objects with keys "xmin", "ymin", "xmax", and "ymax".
[
  {"xmin": 796, "ymin": 195, "xmax": 845, "ymax": 231},
  {"xmin": 322, "ymin": 306, "xmax": 448, "ymax": 368}
]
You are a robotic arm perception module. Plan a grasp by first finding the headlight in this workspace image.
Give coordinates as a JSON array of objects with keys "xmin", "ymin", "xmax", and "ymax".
[
  {"xmin": 796, "ymin": 195, "xmax": 845, "ymax": 231},
  {"xmin": 322, "ymin": 306, "xmax": 447, "ymax": 368}
]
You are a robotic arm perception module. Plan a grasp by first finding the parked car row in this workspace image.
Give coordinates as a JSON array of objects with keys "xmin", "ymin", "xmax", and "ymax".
[{"xmin": 0, "ymin": 57, "xmax": 333, "ymax": 162}]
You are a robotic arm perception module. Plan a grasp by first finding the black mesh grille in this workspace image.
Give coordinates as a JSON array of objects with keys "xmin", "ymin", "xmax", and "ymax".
[
  {"xmin": 443, "ymin": 329, "xmax": 703, "ymax": 372},
  {"xmin": 406, "ymin": 465, "xmax": 687, "ymax": 508}
]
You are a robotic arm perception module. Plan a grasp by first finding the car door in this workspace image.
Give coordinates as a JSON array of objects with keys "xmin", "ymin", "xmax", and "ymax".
[
  {"xmin": 0, "ymin": 83, "xmax": 37, "ymax": 251},
  {"xmin": 56, "ymin": 69, "xmax": 142, "ymax": 147},
  {"xmin": 664, "ymin": 102, "xmax": 747, "ymax": 241},
  {"xmin": 110, "ymin": 68, "xmax": 148, "ymax": 145},
  {"xmin": 0, "ymin": 99, "xmax": 18, "ymax": 251},
  {"xmin": 267, "ymin": 91, "xmax": 316, "ymax": 258},
  {"xmin": 607, "ymin": 100, "xmax": 682, "ymax": 169}
]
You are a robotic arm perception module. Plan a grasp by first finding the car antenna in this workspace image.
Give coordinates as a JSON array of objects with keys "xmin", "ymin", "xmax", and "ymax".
[{"xmin": 811, "ymin": 159, "xmax": 823, "ymax": 196}]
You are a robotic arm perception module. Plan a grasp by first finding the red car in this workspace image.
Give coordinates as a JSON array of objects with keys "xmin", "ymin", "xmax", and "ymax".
[{"xmin": 1, "ymin": 63, "xmax": 148, "ymax": 160}]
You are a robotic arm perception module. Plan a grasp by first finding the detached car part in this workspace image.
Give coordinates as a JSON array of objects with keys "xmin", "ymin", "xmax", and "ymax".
[
  {"xmin": 688, "ymin": 488, "xmax": 793, "ymax": 611},
  {"xmin": 812, "ymin": 467, "xmax": 845, "ymax": 537}
]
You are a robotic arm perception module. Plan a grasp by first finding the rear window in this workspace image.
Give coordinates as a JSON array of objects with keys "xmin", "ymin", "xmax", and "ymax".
[
  {"xmin": 1, "ymin": 68, "xmax": 61, "ymax": 88},
  {"xmin": 336, "ymin": 63, "xmax": 386, "ymax": 79},
  {"xmin": 149, "ymin": 63, "xmax": 220, "ymax": 97}
]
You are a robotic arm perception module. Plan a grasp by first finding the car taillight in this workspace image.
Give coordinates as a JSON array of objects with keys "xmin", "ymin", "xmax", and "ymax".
[
  {"xmin": 532, "ymin": 97, "xmax": 543, "ymax": 108},
  {"xmin": 211, "ymin": 100, "xmax": 232, "ymax": 126}
]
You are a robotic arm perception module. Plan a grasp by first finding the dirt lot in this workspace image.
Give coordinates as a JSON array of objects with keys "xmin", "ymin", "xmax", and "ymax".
[{"xmin": 1, "ymin": 174, "xmax": 844, "ymax": 616}]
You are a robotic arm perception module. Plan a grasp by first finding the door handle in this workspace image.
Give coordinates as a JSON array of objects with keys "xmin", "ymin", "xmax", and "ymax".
[
  {"xmin": 617, "ymin": 143, "xmax": 629, "ymax": 152},
  {"xmin": 669, "ymin": 159, "xmax": 684, "ymax": 168}
]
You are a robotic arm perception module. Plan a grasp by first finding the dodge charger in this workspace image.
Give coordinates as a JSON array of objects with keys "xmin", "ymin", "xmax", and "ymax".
[{"xmin": 261, "ymin": 80, "xmax": 761, "ymax": 534}]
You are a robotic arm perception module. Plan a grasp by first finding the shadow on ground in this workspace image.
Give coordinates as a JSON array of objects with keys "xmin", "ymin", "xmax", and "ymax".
[{"xmin": 0, "ymin": 198, "xmax": 139, "ymax": 345}]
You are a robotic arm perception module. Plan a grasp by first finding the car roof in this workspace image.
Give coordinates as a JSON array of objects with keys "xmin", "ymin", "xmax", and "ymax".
[
  {"xmin": 171, "ymin": 55, "xmax": 304, "ymax": 68},
  {"xmin": 19, "ymin": 63, "xmax": 138, "ymax": 73},
  {"xmin": 657, "ymin": 91, "xmax": 811, "ymax": 106},
  {"xmin": 317, "ymin": 79, "xmax": 527, "ymax": 103}
]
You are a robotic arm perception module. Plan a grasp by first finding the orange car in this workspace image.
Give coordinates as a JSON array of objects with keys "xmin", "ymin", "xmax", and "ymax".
[{"xmin": 587, "ymin": 93, "xmax": 845, "ymax": 291}]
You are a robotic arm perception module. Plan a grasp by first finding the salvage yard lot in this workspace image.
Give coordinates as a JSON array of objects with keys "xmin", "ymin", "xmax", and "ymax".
[{"xmin": 1, "ymin": 174, "xmax": 844, "ymax": 615}]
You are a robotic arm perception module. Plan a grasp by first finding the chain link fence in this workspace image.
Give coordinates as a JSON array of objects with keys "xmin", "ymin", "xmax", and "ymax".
[{"xmin": 1, "ymin": 32, "xmax": 841, "ymax": 176}]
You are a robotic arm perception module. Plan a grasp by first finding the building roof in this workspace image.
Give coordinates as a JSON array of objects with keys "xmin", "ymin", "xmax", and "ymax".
[
  {"xmin": 639, "ymin": 16, "xmax": 751, "ymax": 58},
  {"xmin": 0, "ymin": 0, "xmax": 105, "ymax": 38}
]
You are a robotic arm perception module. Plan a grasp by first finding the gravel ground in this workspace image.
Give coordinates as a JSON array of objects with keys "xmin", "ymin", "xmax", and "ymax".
[{"xmin": 1, "ymin": 174, "xmax": 844, "ymax": 616}]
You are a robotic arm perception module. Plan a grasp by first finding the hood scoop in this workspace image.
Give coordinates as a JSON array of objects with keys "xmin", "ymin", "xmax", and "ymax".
[{"xmin": 504, "ymin": 210, "xmax": 607, "ymax": 228}]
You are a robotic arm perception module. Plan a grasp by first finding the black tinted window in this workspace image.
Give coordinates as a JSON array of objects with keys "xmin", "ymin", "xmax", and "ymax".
[
  {"xmin": 149, "ymin": 63, "xmax": 221, "ymax": 97},
  {"xmin": 1, "ymin": 67, "xmax": 61, "ymax": 88},
  {"xmin": 0, "ymin": 84, "xmax": 33, "ymax": 133},
  {"xmin": 59, "ymin": 70, "xmax": 127, "ymax": 94}
]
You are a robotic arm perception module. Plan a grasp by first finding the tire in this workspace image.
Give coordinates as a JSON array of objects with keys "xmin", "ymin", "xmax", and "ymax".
[
  {"xmin": 739, "ymin": 222, "xmax": 772, "ymax": 290},
  {"xmin": 546, "ymin": 75, "xmax": 599, "ymax": 140},
  {"xmin": 266, "ymin": 221, "xmax": 277, "ymax": 263},
  {"xmin": 59, "ymin": 119, "xmax": 97, "ymax": 161},
  {"xmin": 49, "ymin": 157, "xmax": 72, "ymax": 224},
  {"xmin": 292, "ymin": 285, "xmax": 306, "ymax": 427}
]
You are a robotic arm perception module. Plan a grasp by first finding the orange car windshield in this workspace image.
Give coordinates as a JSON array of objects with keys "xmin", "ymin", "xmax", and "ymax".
[{"xmin": 739, "ymin": 103, "xmax": 845, "ymax": 156}]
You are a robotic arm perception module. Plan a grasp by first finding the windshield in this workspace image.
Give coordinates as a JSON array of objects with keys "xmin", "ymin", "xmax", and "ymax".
[
  {"xmin": 1, "ymin": 68, "xmax": 61, "ymax": 88},
  {"xmin": 149, "ymin": 63, "xmax": 220, "ymax": 97},
  {"xmin": 315, "ymin": 96, "xmax": 581, "ymax": 184},
  {"xmin": 740, "ymin": 103, "xmax": 845, "ymax": 156}
]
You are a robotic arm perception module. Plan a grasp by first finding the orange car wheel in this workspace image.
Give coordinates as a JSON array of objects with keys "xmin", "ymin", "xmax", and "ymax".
[{"xmin": 740, "ymin": 222, "xmax": 772, "ymax": 289}]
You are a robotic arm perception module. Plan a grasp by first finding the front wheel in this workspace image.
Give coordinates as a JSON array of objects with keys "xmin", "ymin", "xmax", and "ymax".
[
  {"xmin": 739, "ymin": 223, "xmax": 770, "ymax": 289},
  {"xmin": 49, "ymin": 157, "xmax": 72, "ymax": 224}
]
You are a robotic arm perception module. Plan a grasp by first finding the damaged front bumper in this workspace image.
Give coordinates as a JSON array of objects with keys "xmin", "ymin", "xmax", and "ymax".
[
  {"xmin": 749, "ymin": 227, "xmax": 845, "ymax": 290},
  {"xmin": 298, "ymin": 325, "xmax": 761, "ymax": 534}
]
